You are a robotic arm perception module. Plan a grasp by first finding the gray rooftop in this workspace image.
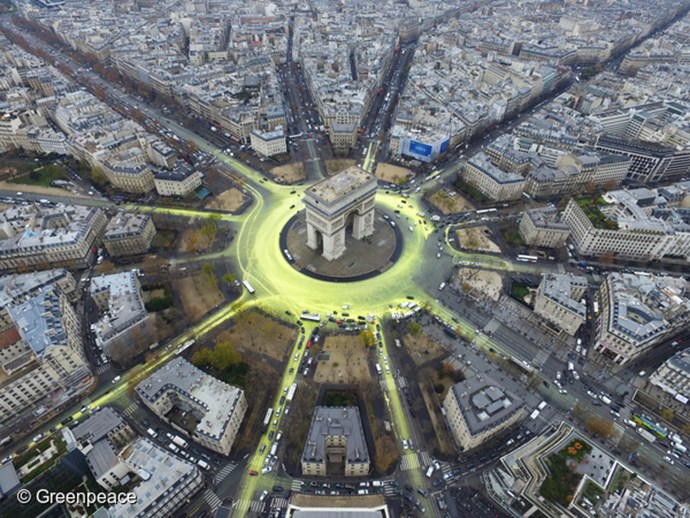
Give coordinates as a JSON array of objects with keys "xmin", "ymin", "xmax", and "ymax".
[
  {"xmin": 605, "ymin": 273, "xmax": 690, "ymax": 345},
  {"xmin": 449, "ymin": 373, "xmax": 524, "ymax": 437},
  {"xmin": 7, "ymin": 284, "xmax": 66, "ymax": 357},
  {"xmin": 540, "ymin": 273, "xmax": 588, "ymax": 318},
  {"xmin": 72, "ymin": 407, "xmax": 124, "ymax": 444},
  {"xmin": 302, "ymin": 407, "xmax": 369, "ymax": 465},
  {"xmin": 0, "ymin": 464, "xmax": 20, "ymax": 498},
  {"xmin": 305, "ymin": 166, "xmax": 377, "ymax": 205},
  {"xmin": 467, "ymin": 152, "xmax": 525, "ymax": 185},
  {"xmin": 136, "ymin": 357, "xmax": 244, "ymax": 441},
  {"xmin": 108, "ymin": 437, "xmax": 200, "ymax": 518},
  {"xmin": 89, "ymin": 271, "xmax": 147, "ymax": 344}
]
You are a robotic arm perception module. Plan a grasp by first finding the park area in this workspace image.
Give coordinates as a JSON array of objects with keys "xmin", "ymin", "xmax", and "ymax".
[
  {"xmin": 403, "ymin": 328, "xmax": 449, "ymax": 366},
  {"xmin": 270, "ymin": 163, "xmax": 307, "ymax": 183},
  {"xmin": 204, "ymin": 187, "xmax": 245, "ymax": 212},
  {"xmin": 428, "ymin": 187, "xmax": 475, "ymax": 214},
  {"xmin": 176, "ymin": 271, "xmax": 224, "ymax": 323},
  {"xmin": 313, "ymin": 334, "xmax": 372, "ymax": 384},
  {"xmin": 216, "ymin": 309, "xmax": 296, "ymax": 362},
  {"xmin": 456, "ymin": 226, "xmax": 501, "ymax": 253},
  {"xmin": 540, "ymin": 438, "xmax": 593, "ymax": 506},
  {"xmin": 455, "ymin": 268, "xmax": 504, "ymax": 302},
  {"xmin": 325, "ymin": 158, "xmax": 355, "ymax": 175},
  {"xmin": 375, "ymin": 163, "xmax": 412, "ymax": 184}
]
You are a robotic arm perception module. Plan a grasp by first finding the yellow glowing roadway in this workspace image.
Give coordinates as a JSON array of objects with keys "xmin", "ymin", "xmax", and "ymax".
[{"xmin": 86, "ymin": 118, "xmax": 544, "ymax": 514}]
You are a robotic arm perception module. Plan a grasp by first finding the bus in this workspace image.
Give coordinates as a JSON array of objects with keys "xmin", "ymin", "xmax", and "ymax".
[
  {"xmin": 516, "ymin": 255, "xmax": 538, "ymax": 263},
  {"xmin": 262, "ymin": 408, "xmax": 274, "ymax": 434},
  {"xmin": 243, "ymin": 280, "xmax": 255, "ymax": 294},
  {"xmin": 475, "ymin": 208, "xmax": 498, "ymax": 215},
  {"xmin": 301, "ymin": 313, "xmax": 320, "ymax": 322},
  {"xmin": 593, "ymin": 301, "xmax": 599, "ymax": 314},
  {"xmin": 632, "ymin": 414, "xmax": 668, "ymax": 438}
]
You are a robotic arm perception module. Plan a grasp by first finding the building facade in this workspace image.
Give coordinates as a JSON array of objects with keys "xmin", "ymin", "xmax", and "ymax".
[
  {"xmin": 461, "ymin": 153, "xmax": 525, "ymax": 202},
  {"xmin": 103, "ymin": 213, "xmax": 156, "ymax": 257},
  {"xmin": 534, "ymin": 273, "xmax": 588, "ymax": 336},
  {"xmin": 443, "ymin": 374, "xmax": 525, "ymax": 451},
  {"xmin": 301, "ymin": 406, "xmax": 370, "ymax": 477},
  {"xmin": 250, "ymin": 127, "xmax": 287, "ymax": 157},
  {"xmin": 519, "ymin": 207, "xmax": 571, "ymax": 248},
  {"xmin": 649, "ymin": 349, "xmax": 690, "ymax": 407}
]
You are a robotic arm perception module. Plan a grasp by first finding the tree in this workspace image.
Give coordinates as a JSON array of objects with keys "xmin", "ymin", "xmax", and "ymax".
[
  {"xmin": 222, "ymin": 272, "xmax": 237, "ymax": 285},
  {"xmin": 211, "ymin": 340, "xmax": 242, "ymax": 371},
  {"xmin": 408, "ymin": 321, "xmax": 422, "ymax": 337},
  {"xmin": 191, "ymin": 347, "xmax": 214, "ymax": 368},
  {"xmin": 201, "ymin": 262, "xmax": 216, "ymax": 284},
  {"xmin": 599, "ymin": 250, "xmax": 615, "ymax": 265},
  {"xmin": 659, "ymin": 408, "xmax": 674, "ymax": 422},
  {"xmin": 585, "ymin": 416, "xmax": 614, "ymax": 439},
  {"xmin": 359, "ymin": 329, "xmax": 375, "ymax": 348},
  {"xmin": 90, "ymin": 167, "xmax": 108, "ymax": 187}
]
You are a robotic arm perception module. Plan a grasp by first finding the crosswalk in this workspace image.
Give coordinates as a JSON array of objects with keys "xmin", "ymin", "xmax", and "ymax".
[
  {"xmin": 213, "ymin": 462, "xmax": 237, "ymax": 484},
  {"xmin": 203, "ymin": 489, "xmax": 221, "ymax": 512},
  {"xmin": 96, "ymin": 364, "xmax": 111, "ymax": 374},
  {"xmin": 272, "ymin": 497, "xmax": 289, "ymax": 509},
  {"xmin": 383, "ymin": 483, "xmax": 398, "ymax": 496},
  {"xmin": 122, "ymin": 402, "xmax": 138, "ymax": 417},
  {"xmin": 249, "ymin": 499, "xmax": 265, "ymax": 513},
  {"xmin": 400, "ymin": 452, "xmax": 419, "ymax": 471},
  {"xmin": 234, "ymin": 499, "xmax": 251, "ymax": 513},
  {"xmin": 417, "ymin": 450, "xmax": 431, "ymax": 468},
  {"xmin": 291, "ymin": 480, "xmax": 303, "ymax": 492}
]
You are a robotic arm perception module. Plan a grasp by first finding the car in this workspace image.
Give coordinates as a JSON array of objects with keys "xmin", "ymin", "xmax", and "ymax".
[
  {"xmin": 249, "ymin": 470, "xmax": 258, "ymax": 476},
  {"xmin": 259, "ymin": 490, "xmax": 269, "ymax": 502},
  {"xmin": 32, "ymin": 433, "xmax": 44, "ymax": 443},
  {"xmin": 112, "ymin": 375, "xmax": 121, "ymax": 384},
  {"xmin": 663, "ymin": 456, "xmax": 675, "ymax": 465}
]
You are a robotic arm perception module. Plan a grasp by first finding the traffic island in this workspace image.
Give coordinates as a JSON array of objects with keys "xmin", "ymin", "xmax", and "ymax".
[{"xmin": 281, "ymin": 209, "xmax": 402, "ymax": 282}]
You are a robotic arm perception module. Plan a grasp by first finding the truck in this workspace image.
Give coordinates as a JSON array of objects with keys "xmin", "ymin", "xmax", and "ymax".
[
  {"xmin": 270, "ymin": 442, "xmax": 278, "ymax": 456},
  {"xmin": 537, "ymin": 401, "xmax": 547, "ymax": 411},
  {"xmin": 172, "ymin": 435, "xmax": 188, "ymax": 449},
  {"xmin": 146, "ymin": 428, "xmax": 158, "ymax": 439},
  {"xmin": 530, "ymin": 409, "xmax": 540, "ymax": 421},
  {"xmin": 567, "ymin": 361, "xmax": 575, "ymax": 371},
  {"xmin": 375, "ymin": 363, "xmax": 382, "ymax": 375},
  {"xmin": 286, "ymin": 382, "xmax": 297, "ymax": 403},
  {"xmin": 672, "ymin": 442, "xmax": 687, "ymax": 454},
  {"xmin": 197, "ymin": 460, "xmax": 211, "ymax": 470},
  {"xmin": 262, "ymin": 408, "xmax": 274, "ymax": 434},
  {"xmin": 636, "ymin": 427, "xmax": 656, "ymax": 443},
  {"xmin": 425, "ymin": 465, "xmax": 435, "ymax": 478},
  {"xmin": 600, "ymin": 395, "xmax": 612, "ymax": 405}
]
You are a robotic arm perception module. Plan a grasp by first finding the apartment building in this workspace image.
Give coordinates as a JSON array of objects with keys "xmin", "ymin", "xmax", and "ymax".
[
  {"xmin": 102, "ymin": 213, "xmax": 156, "ymax": 257},
  {"xmin": 250, "ymin": 127, "xmax": 287, "ymax": 157},
  {"xmin": 0, "ymin": 282, "xmax": 89, "ymax": 425},
  {"xmin": 90, "ymin": 271, "xmax": 154, "ymax": 365},
  {"xmin": 443, "ymin": 374, "xmax": 525, "ymax": 451},
  {"xmin": 301, "ymin": 406, "xmax": 370, "ymax": 477},
  {"xmin": 594, "ymin": 134, "xmax": 690, "ymax": 184},
  {"xmin": 0, "ymin": 204, "xmax": 107, "ymax": 271},
  {"xmin": 71, "ymin": 408, "xmax": 137, "ymax": 490},
  {"xmin": 649, "ymin": 349, "xmax": 690, "ymax": 407},
  {"xmin": 109, "ymin": 437, "xmax": 204, "ymax": 518},
  {"xmin": 534, "ymin": 273, "xmax": 588, "ymax": 336},
  {"xmin": 461, "ymin": 153, "xmax": 525, "ymax": 202},
  {"xmin": 0, "ymin": 269, "xmax": 77, "ymax": 331},
  {"xmin": 525, "ymin": 152, "xmax": 630, "ymax": 198},
  {"xmin": 154, "ymin": 163, "xmax": 203, "ymax": 197},
  {"xmin": 593, "ymin": 273, "xmax": 690, "ymax": 365},
  {"xmin": 136, "ymin": 358, "xmax": 247, "ymax": 455},
  {"xmin": 519, "ymin": 207, "xmax": 571, "ymax": 248},
  {"xmin": 562, "ymin": 199, "xmax": 671, "ymax": 261}
]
